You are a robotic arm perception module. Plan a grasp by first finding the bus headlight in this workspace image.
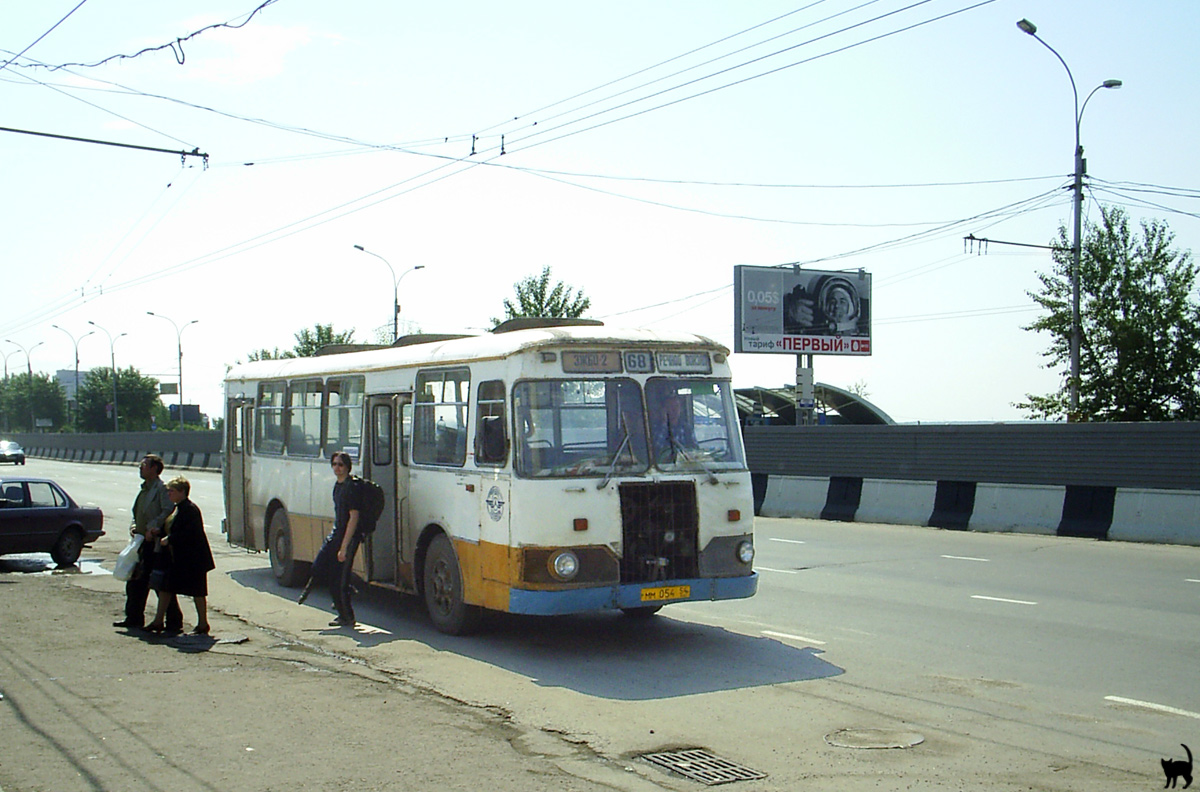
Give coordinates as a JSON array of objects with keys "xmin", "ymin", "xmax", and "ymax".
[
  {"xmin": 549, "ymin": 550, "xmax": 580, "ymax": 581},
  {"xmin": 736, "ymin": 540, "xmax": 755, "ymax": 565}
]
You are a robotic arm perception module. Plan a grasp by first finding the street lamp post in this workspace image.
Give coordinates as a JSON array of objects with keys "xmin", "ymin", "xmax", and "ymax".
[
  {"xmin": 147, "ymin": 312, "xmax": 199, "ymax": 429},
  {"xmin": 353, "ymin": 244, "xmax": 425, "ymax": 343},
  {"xmin": 5, "ymin": 339, "xmax": 44, "ymax": 431},
  {"xmin": 3, "ymin": 348, "xmax": 19, "ymax": 379},
  {"xmin": 52, "ymin": 324, "xmax": 95, "ymax": 431},
  {"xmin": 5, "ymin": 339, "xmax": 43, "ymax": 377},
  {"xmin": 88, "ymin": 321, "xmax": 127, "ymax": 433},
  {"xmin": 1017, "ymin": 19, "xmax": 1122, "ymax": 419}
]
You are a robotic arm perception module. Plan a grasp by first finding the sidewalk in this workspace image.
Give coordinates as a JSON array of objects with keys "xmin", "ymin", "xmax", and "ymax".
[{"xmin": 0, "ymin": 562, "xmax": 667, "ymax": 792}]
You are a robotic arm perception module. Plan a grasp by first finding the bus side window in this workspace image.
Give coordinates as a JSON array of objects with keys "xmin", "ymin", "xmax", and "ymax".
[
  {"xmin": 287, "ymin": 380, "xmax": 323, "ymax": 457},
  {"xmin": 255, "ymin": 380, "xmax": 286, "ymax": 456},
  {"xmin": 414, "ymin": 368, "xmax": 470, "ymax": 467},
  {"xmin": 475, "ymin": 379, "xmax": 507, "ymax": 466},
  {"xmin": 325, "ymin": 376, "xmax": 365, "ymax": 459},
  {"xmin": 372, "ymin": 403, "xmax": 392, "ymax": 466}
]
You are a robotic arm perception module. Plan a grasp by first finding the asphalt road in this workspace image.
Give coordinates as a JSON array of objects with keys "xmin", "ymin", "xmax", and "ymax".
[{"xmin": 7, "ymin": 457, "xmax": 1199, "ymax": 790}]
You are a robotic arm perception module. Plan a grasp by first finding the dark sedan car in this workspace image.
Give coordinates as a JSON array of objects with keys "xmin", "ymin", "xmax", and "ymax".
[
  {"xmin": 0, "ymin": 477, "xmax": 104, "ymax": 566},
  {"xmin": 0, "ymin": 441, "xmax": 25, "ymax": 465}
]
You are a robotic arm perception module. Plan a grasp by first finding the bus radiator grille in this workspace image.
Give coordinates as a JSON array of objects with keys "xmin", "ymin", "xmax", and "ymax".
[{"xmin": 618, "ymin": 481, "xmax": 699, "ymax": 584}]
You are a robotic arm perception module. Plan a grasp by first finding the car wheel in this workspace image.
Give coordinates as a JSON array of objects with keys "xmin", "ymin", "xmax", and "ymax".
[
  {"xmin": 268, "ymin": 510, "xmax": 305, "ymax": 587},
  {"xmin": 51, "ymin": 528, "xmax": 83, "ymax": 566},
  {"xmin": 422, "ymin": 534, "xmax": 481, "ymax": 635}
]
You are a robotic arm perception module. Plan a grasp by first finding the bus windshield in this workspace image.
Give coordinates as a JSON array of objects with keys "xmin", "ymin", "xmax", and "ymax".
[
  {"xmin": 645, "ymin": 378, "xmax": 745, "ymax": 473},
  {"xmin": 513, "ymin": 377, "xmax": 744, "ymax": 478},
  {"xmin": 515, "ymin": 379, "xmax": 649, "ymax": 478}
]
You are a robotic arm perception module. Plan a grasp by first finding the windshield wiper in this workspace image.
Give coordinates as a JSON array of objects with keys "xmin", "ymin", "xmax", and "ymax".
[
  {"xmin": 669, "ymin": 436, "xmax": 719, "ymax": 485},
  {"xmin": 597, "ymin": 416, "xmax": 634, "ymax": 489}
]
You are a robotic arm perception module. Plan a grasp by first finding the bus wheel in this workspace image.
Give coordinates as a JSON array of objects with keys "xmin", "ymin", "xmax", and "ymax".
[
  {"xmin": 423, "ymin": 534, "xmax": 481, "ymax": 635},
  {"xmin": 269, "ymin": 510, "xmax": 303, "ymax": 587},
  {"xmin": 620, "ymin": 605, "xmax": 663, "ymax": 619}
]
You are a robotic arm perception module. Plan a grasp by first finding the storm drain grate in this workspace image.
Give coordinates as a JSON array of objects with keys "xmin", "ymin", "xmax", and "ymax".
[{"xmin": 641, "ymin": 748, "xmax": 767, "ymax": 785}]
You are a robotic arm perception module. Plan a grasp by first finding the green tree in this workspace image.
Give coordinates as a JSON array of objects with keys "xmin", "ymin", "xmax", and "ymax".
[
  {"xmin": 0, "ymin": 373, "xmax": 67, "ymax": 432},
  {"xmin": 491, "ymin": 266, "xmax": 591, "ymax": 328},
  {"xmin": 293, "ymin": 324, "xmax": 355, "ymax": 356},
  {"xmin": 245, "ymin": 324, "xmax": 356, "ymax": 361},
  {"xmin": 1019, "ymin": 206, "xmax": 1200, "ymax": 421},
  {"xmin": 77, "ymin": 366, "xmax": 162, "ymax": 432}
]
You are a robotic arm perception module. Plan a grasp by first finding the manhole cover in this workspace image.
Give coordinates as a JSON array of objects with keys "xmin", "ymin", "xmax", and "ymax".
[
  {"xmin": 641, "ymin": 748, "xmax": 766, "ymax": 785},
  {"xmin": 824, "ymin": 728, "xmax": 924, "ymax": 749}
]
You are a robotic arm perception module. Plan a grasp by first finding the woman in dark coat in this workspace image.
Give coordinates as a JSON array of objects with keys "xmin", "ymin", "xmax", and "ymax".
[{"xmin": 146, "ymin": 476, "xmax": 215, "ymax": 635}]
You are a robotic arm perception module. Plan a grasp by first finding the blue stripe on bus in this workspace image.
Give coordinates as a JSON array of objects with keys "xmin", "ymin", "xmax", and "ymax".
[{"xmin": 506, "ymin": 573, "xmax": 758, "ymax": 615}]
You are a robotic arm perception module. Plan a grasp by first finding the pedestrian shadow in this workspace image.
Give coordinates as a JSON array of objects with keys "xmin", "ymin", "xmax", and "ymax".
[
  {"xmin": 116, "ymin": 628, "xmax": 232, "ymax": 654},
  {"xmin": 230, "ymin": 567, "xmax": 843, "ymax": 700}
]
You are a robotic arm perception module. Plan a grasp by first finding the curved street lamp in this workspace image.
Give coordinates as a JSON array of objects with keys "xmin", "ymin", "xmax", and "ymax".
[
  {"xmin": 353, "ymin": 244, "xmax": 425, "ymax": 343},
  {"xmin": 88, "ymin": 321, "xmax": 127, "ymax": 432},
  {"xmin": 2, "ymin": 348, "xmax": 19, "ymax": 379},
  {"xmin": 4, "ymin": 339, "xmax": 45, "ymax": 431},
  {"xmin": 1017, "ymin": 19, "xmax": 1122, "ymax": 418},
  {"xmin": 4, "ymin": 339, "xmax": 44, "ymax": 376},
  {"xmin": 52, "ymin": 324, "xmax": 95, "ymax": 431},
  {"xmin": 147, "ymin": 312, "xmax": 199, "ymax": 428}
]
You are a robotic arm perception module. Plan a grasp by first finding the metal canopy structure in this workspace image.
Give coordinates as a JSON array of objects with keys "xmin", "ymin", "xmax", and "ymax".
[{"xmin": 735, "ymin": 384, "xmax": 894, "ymax": 425}]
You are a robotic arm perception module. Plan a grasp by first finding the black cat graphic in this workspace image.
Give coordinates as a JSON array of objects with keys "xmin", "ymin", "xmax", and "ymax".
[{"xmin": 1162, "ymin": 743, "xmax": 1193, "ymax": 789}]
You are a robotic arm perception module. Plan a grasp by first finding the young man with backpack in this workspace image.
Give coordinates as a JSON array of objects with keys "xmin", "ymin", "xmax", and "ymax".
[{"xmin": 299, "ymin": 451, "xmax": 381, "ymax": 628}]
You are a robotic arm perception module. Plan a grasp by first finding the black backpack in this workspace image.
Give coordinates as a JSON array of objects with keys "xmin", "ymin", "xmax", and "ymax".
[{"xmin": 353, "ymin": 476, "xmax": 385, "ymax": 534}]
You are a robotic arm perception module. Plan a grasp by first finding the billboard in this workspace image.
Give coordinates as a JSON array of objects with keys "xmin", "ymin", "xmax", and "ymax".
[{"xmin": 733, "ymin": 265, "xmax": 872, "ymax": 356}]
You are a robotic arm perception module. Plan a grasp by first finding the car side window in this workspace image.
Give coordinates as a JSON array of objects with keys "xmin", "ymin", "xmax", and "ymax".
[
  {"xmin": 27, "ymin": 482, "xmax": 62, "ymax": 508},
  {"xmin": 2, "ymin": 483, "xmax": 25, "ymax": 505}
]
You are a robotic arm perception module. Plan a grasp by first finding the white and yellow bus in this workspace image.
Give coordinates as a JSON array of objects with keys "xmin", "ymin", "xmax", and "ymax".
[{"xmin": 222, "ymin": 319, "xmax": 757, "ymax": 633}]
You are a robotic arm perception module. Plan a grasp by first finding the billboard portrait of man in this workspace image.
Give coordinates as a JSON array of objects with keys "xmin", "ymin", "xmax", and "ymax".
[{"xmin": 782, "ymin": 273, "xmax": 868, "ymax": 336}]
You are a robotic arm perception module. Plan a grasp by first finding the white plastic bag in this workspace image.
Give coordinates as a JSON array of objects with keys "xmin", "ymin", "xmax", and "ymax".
[{"xmin": 112, "ymin": 534, "xmax": 144, "ymax": 581}]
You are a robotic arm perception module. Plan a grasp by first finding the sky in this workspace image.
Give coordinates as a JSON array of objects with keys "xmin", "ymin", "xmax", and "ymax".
[{"xmin": 3, "ymin": 0, "xmax": 1198, "ymax": 425}]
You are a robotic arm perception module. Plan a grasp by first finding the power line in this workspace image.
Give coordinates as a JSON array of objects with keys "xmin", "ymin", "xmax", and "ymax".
[
  {"xmin": 0, "ymin": 0, "xmax": 1016, "ymax": 337},
  {"xmin": 30, "ymin": 0, "xmax": 281, "ymax": 70},
  {"xmin": 504, "ymin": 0, "xmax": 998, "ymax": 153},
  {"xmin": 494, "ymin": 164, "xmax": 1063, "ymax": 190},
  {"xmin": 0, "ymin": 0, "xmax": 89, "ymax": 76},
  {"xmin": 479, "ymin": 0, "xmax": 888, "ymax": 142}
]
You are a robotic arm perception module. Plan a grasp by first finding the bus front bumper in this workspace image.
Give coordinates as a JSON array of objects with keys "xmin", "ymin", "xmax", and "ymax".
[{"xmin": 506, "ymin": 573, "xmax": 758, "ymax": 616}]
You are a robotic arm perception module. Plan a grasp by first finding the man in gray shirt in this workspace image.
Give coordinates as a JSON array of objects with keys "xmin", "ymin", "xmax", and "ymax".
[{"xmin": 113, "ymin": 455, "xmax": 182, "ymax": 631}]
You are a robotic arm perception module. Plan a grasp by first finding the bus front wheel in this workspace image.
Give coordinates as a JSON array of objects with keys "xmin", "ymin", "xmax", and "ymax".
[
  {"xmin": 269, "ymin": 510, "xmax": 304, "ymax": 587},
  {"xmin": 423, "ymin": 534, "xmax": 481, "ymax": 635}
]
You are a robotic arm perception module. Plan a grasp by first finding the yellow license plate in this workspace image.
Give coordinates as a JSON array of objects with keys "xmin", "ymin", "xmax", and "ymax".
[{"xmin": 640, "ymin": 585, "xmax": 691, "ymax": 603}]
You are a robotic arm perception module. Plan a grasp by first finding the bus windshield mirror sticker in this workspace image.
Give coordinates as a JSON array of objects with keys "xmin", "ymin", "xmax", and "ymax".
[
  {"xmin": 561, "ymin": 350, "xmax": 622, "ymax": 373},
  {"xmin": 656, "ymin": 352, "xmax": 712, "ymax": 374}
]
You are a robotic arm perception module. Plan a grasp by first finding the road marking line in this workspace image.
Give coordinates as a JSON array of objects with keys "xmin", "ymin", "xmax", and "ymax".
[
  {"xmin": 755, "ymin": 566, "xmax": 798, "ymax": 574},
  {"xmin": 769, "ymin": 538, "xmax": 806, "ymax": 545},
  {"xmin": 1105, "ymin": 696, "xmax": 1200, "ymax": 720},
  {"xmin": 971, "ymin": 595, "xmax": 1037, "ymax": 605},
  {"xmin": 1187, "ymin": 579, "xmax": 1200, "ymax": 584},
  {"xmin": 763, "ymin": 630, "xmax": 826, "ymax": 646},
  {"xmin": 942, "ymin": 555, "xmax": 989, "ymax": 562}
]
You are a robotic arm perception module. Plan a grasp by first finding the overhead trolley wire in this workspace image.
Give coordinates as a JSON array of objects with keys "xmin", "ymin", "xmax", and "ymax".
[
  {"xmin": 472, "ymin": 1, "xmax": 836, "ymax": 137},
  {"xmin": 0, "ymin": 0, "xmax": 89, "ymax": 76},
  {"xmin": 3, "ymin": 0, "xmax": 1015, "ymax": 332},
  {"xmin": 503, "ymin": 0, "xmax": 998, "ymax": 154}
]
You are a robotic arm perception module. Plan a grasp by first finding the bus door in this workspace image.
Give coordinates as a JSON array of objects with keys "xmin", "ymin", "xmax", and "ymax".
[
  {"xmin": 364, "ymin": 394, "xmax": 410, "ymax": 588},
  {"xmin": 475, "ymin": 379, "xmax": 511, "ymax": 590},
  {"xmin": 224, "ymin": 398, "xmax": 253, "ymax": 547}
]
